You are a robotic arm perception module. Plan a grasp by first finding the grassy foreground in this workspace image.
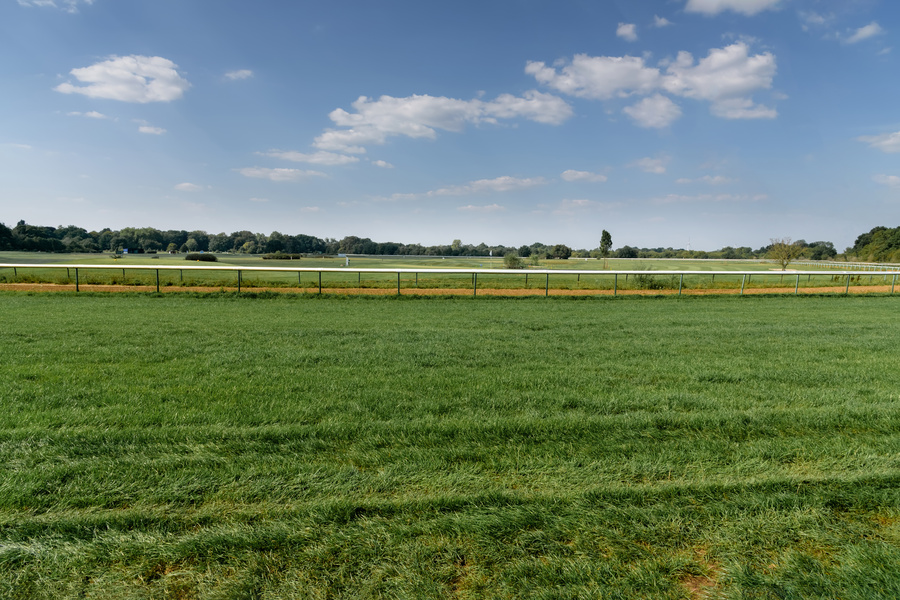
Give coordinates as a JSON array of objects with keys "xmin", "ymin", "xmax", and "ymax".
[{"xmin": 2, "ymin": 292, "xmax": 900, "ymax": 599}]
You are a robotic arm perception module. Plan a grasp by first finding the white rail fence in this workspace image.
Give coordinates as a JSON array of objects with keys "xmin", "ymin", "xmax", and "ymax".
[{"xmin": 0, "ymin": 263, "xmax": 897, "ymax": 296}]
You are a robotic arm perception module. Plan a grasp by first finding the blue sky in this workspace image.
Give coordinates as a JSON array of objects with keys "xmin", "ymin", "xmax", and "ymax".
[{"xmin": 1, "ymin": 0, "xmax": 899, "ymax": 251}]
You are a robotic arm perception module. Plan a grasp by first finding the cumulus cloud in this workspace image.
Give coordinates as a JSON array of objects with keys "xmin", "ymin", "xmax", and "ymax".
[
  {"xmin": 561, "ymin": 169, "xmax": 608, "ymax": 182},
  {"xmin": 617, "ymin": 23, "xmax": 638, "ymax": 42},
  {"xmin": 528, "ymin": 42, "xmax": 776, "ymax": 122},
  {"xmin": 631, "ymin": 156, "xmax": 670, "ymax": 174},
  {"xmin": 858, "ymin": 131, "xmax": 900, "ymax": 153},
  {"xmin": 845, "ymin": 22, "xmax": 885, "ymax": 44},
  {"xmin": 684, "ymin": 0, "xmax": 781, "ymax": 16},
  {"xmin": 653, "ymin": 15, "xmax": 673, "ymax": 28},
  {"xmin": 138, "ymin": 125, "xmax": 166, "ymax": 135},
  {"xmin": 623, "ymin": 94, "xmax": 682, "ymax": 128},
  {"xmin": 457, "ymin": 204, "xmax": 505, "ymax": 213},
  {"xmin": 55, "ymin": 55, "xmax": 190, "ymax": 103},
  {"xmin": 235, "ymin": 167, "xmax": 326, "ymax": 182},
  {"xmin": 873, "ymin": 174, "xmax": 900, "ymax": 187},
  {"xmin": 526, "ymin": 54, "xmax": 660, "ymax": 100},
  {"xmin": 660, "ymin": 43, "xmax": 777, "ymax": 119},
  {"xmin": 314, "ymin": 91, "xmax": 572, "ymax": 153},
  {"xmin": 17, "ymin": 0, "xmax": 93, "ymax": 13},
  {"xmin": 372, "ymin": 160, "xmax": 394, "ymax": 168},
  {"xmin": 225, "ymin": 69, "xmax": 253, "ymax": 80},
  {"xmin": 260, "ymin": 150, "xmax": 359, "ymax": 166},
  {"xmin": 174, "ymin": 182, "xmax": 202, "ymax": 191}
]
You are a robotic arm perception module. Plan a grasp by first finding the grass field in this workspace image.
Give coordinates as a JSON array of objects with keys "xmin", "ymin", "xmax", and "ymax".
[
  {"xmin": 2, "ymin": 292, "xmax": 900, "ymax": 598},
  {"xmin": 1, "ymin": 251, "xmax": 894, "ymax": 293}
]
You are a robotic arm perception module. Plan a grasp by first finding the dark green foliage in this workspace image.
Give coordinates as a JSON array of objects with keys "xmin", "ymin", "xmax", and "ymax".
[
  {"xmin": 850, "ymin": 225, "xmax": 900, "ymax": 262},
  {"xmin": 184, "ymin": 253, "xmax": 217, "ymax": 262}
]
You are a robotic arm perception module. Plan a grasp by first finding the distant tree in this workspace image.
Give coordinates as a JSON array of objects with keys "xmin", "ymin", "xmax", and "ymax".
[
  {"xmin": 600, "ymin": 230, "xmax": 612, "ymax": 257},
  {"xmin": 549, "ymin": 244, "xmax": 572, "ymax": 259},
  {"xmin": 503, "ymin": 252, "xmax": 523, "ymax": 269},
  {"xmin": 518, "ymin": 245, "xmax": 532, "ymax": 258},
  {"xmin": 616, "ymin": 246, "xmax": 638, "ymax": 258},
  {"xmin": 769, "ymin": 237, "xmax": 804, "ymax": 270},
  {"xmin": 166, "ymin": 242, "xmax": 178, "ymax": 253}
]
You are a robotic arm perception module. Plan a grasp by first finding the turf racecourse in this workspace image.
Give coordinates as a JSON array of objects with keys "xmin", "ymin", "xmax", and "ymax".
[{"xmin": 2, "ymin": 292, "xmax": 900, "ymax": 599}]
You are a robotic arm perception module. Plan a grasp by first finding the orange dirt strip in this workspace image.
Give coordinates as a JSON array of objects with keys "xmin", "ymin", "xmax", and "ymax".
[{"xmin": 0, "ymin": 283, "xmax": 895, "ymax": 296}]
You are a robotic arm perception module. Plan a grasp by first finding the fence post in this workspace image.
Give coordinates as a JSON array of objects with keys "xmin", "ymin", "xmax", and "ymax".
[
  {"xmin": 473, "ymin": 273, "xmax": 477, "ymax": 296},
  {"xmin": 614, "ymin": 274, "xmax": 617, "ymax": 296},
  {"xmin": 678, "ymin": 274, "xmax": 683, "ymax": 295},
  {"xmin": 741, "ymin": 274, "xmax": 746, "ymax": 295},
  {"xmin": 892, "ymin": 274, "xmax": 896, "ymax": 294},
  {"xmin": 845, "ymin": 274, "xmax": 850, "ymax": 294},
  {"xmin": 156, "ymin": 269, "xmax": 160, "ymax": 293},
  {"xmin": 238, "ymin": 270, "xmax": 241, "ymax": 292},
  {"xmin": 545, "ymin": 273, "xmax": 549, "ymax": 297},
  {"xmin": 795, "ymin": 274, "xmax": 799, "ymax": 295},
  {"xmin": 75, "ymin": 268, "xmax": 79, "ymax": 292},
  {"xmin": 319, "ymin": 272, "xmax": 322, "ymax": 294}
]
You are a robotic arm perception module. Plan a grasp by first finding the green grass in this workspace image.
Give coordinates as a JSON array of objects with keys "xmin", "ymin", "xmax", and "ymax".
[{"xmin": 2, "ymin": 292, "xmax": 900, "ymax": 598}]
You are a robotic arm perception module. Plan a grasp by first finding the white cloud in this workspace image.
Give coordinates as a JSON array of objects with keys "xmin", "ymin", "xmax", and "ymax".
[
  {"xmin": 623, "ymin": 94, "xmax": 683, "ymax": 128},
  {"xmin": 675, "ymin": 175, "xmax": 735, "ymax": 184},
  {"xmin": 314, "ymin": 91, "xmax": 571, "ymax": 153},
  {"xmin": 873, "ymin": 174, "xmax": 900, "ymax": 187},
  {"xmin": 845, "ymin": 22, "xmax": 885, "ymax": 44},
  {"xmin": 68, "ymin": 110, "xmax": 110, "ymax": 119},
  {"xmin": 660, "ymin": 43, "xmax": 777, "ymax": 119},
  {"xmin": 389, "ymin": 176, "xmax": 546, "ymax": 201},
  {"xmin": 526, "ymin": 54, "xmax": 660, "ymax": 100},
  {"xmin": 138, "ymin": 125, "xmax": 166, "ymax": 135},
  {"xmin": 653, "ymin": 15, "xmax": 673, "ymax": 28},
  {"xmin": 617, "ymin": 23, "xmax": 638, "ymax": 42},
  {"xmin": 225, "ymin": 69, "xmax": 253, "ymax": 80},
  {"xmin": 372, "ymin": 160, "xmax": 394, "ymax": 168},
  {"xmin": 55, "ymin": 55, "xmax": 190, "ymax": 103},
  {"xmin": 653, "ymin": 193, "xmax": 766, "ymax": 204},
  {"xmin": 561, "ymin": 169, "xmax": 607, "ymax": 182},
  {"xmin": 235, "ymin": 167, "xmax": 326, "ymax": 182},
  {"xmin": 798, "ymin": 11, "xmax": 829, "ymax": 31},
  {"xmin": 300, "ymin": 206, "xmax": 321, "ymax": 212},
  {"xmin": 17, "ymin": 0, "xmax": 93, "ymax": 13},
  {"xmin": 529, "ymin": 42, "xmax": 776, "ymax": 121},
  {"xmin": 260, "ymin": 150, "xmax": 359, "ymax": 166},
  {"xmin": 458, "ymin": 204, "xmax": 505, "ymax": 213},
  {"xmin": 858, "ymin": 131, "xmax": 900, "ymax": 153},
  {"xmin": 631, "ymin": 156, "xmax": 670, "ymax": 174},
  {"xmin": 684, "ymin": 0, "xmax": 781, "ymax": 17},
  {"xmin": 249, "ymin": 197, "xmax": 269, "ymax": 203},
  {"xmin": 174, "ymin": 182, "xmax": 202, "ymax": 191}
]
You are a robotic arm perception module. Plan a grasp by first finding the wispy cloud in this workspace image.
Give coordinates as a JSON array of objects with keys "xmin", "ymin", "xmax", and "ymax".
[
  {"xmin": 225, "ymin": 69, "xmax": 254, "ymax": 80},
  {"xmin": 235, "ymin": 167, "xmax": 327, "ymax": 182},
  {"xmin": 260, "ymin": 150, "xmax": 359, "ymax": 166},
  {"xmin": 372, "ymin": 160, "xmax": 394, "ymax": 168},
  {"xmin": 652, "ymin": 15, "xmax": 673, "ymax": 28},
  {"xmin": 873, "ymin": 174, "xmax": 900, "ymax": 187},
  {"xmin": 631, "ymin": 156, "xmax": 670, "ymax": 174},
  {"xmin": 457, "ymin": 204, "xmax": 505, "ymax": 213},
  {"xmin": 138, "ymin": 125, "xmax": 166, "ymax": 135},
  {"xmin": 17, "ymin": 0, "xmax": 94, "ymax": 14},
  {"xmin": 68, "ymin": 110, "xmax": 111, "ymax": 120},
  {"xmin": 174, "ymin": 182, "xmax": 202, "ymax": 191},
  {"xmin": 561, "ymin": 169, "xmax": 607, "ymax": 183},
  {"xmin": 684, "ymin": 0, "xmax": 781, "ymax": 17},
  {"xmin": 845, "ymin": 22, "xmax": 885, "ymax": 45},
  {"xmin": 858, "ymin": 131, "xmax": 900, "ymax": 153},
  {"xmin": 675, "ymin": 175, "xmax": 735, "ymax": 185},
  {"xmin": 653, "ymin": 193, "xmax": 767, "ymax": 204}
]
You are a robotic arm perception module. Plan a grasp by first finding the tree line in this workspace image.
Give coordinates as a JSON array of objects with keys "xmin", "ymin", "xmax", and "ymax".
[{"xmin": 2, "ymin": 219, "xmax": 896, "ymax": 261}]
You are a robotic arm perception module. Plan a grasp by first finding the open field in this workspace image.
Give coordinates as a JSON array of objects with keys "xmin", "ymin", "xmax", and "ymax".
[
  {"xmin": 2, "ymin": 292, "xmax": 900, "ymax": 598},
  {"xmin": 1, "ymin": 252, "xmax": 897, "ymax": 294}
]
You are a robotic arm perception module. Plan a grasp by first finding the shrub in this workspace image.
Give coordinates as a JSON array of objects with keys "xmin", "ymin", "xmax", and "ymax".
[
  {"xmin": 503, "ymin": 253, "xmax": 523, "ymax": 269},
  {"xmin": 185, "ymin": 253, "xmax": 217, "ymax": 262}
]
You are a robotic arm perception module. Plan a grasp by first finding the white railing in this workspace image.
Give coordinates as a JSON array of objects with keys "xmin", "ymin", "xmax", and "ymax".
[{"xmin": 0, "ymin": 263, "xmax": 897, "ymax": 295}]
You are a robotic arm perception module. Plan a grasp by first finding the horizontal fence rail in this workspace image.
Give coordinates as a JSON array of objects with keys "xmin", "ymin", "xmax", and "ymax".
[{"xmin": 1, "ymin": 263, "xmax": 898, "ymax": 296}]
